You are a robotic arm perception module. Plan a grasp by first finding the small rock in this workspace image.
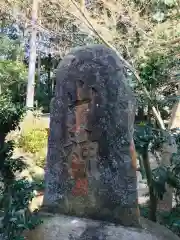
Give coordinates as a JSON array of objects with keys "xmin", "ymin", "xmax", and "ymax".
[{"xmin": 29, "ymin": 165, "xmax": 44, "ymax": 181}]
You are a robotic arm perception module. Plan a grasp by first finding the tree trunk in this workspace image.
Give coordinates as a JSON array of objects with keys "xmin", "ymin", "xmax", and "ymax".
[
  {"xmin": 37, "ymin": 50, "xmax": 41, "ymax": 83},
  {"xmin": 142, "ymin": 146, "xmax": 157, "ymax": 222},
  {"xmin": 47, "ymin": 53, "xmax": 52, "ymax": 102},
  {"xmin": 168, "ymin": 88, "xmax": 180, "ymax": 130},
  {"xmin": 26, "ymin": 0, "xmax": 38, "ymax": 109},
  {"xmin": 158, "ymin": 85, "xmax": 180, "ymax": 211}
]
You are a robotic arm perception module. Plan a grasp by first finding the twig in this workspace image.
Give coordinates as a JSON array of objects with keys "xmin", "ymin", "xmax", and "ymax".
[{"xmin": 161, "ymin": 37, "xmax": 180, "ymax": 46}]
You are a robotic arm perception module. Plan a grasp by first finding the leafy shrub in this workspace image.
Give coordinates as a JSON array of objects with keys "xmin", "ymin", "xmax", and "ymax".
[
  {"xmin": 18, "ymin": 128, "xmax": 47, "ymax": 154},
  {"xmin": 0, "ymin": 175, "xmax": 43, "ymax": 240},
  {"xmin": 34, "ymin": 147, "xmax": 47, "ymax": 168},
  {"xmin": 17, "ymin": 114, "xmax": 48, "ymax": 168},
  {"xmin": 0, "ymin": 35, "xmax": 42, "ymax": 239}
]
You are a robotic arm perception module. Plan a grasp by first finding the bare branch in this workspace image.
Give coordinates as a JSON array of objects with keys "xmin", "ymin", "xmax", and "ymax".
[
  {"xmin": 69, "ymin": 0, "xmax": 165, "ymax": 129},
  {"xmin": 161, "ymin": 37, "xmax": 180, "ymax": 46}
]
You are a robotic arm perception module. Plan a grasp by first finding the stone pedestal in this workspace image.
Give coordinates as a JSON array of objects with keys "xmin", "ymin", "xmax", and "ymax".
[{"xmin": 24, "ymin": 214, "xmax": 180, "ymax": 240}]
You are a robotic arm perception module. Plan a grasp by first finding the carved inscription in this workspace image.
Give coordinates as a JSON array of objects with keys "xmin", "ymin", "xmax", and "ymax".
[{"xmin": 65, "ymin": 87, "xmax": 99, "ymax": 199}]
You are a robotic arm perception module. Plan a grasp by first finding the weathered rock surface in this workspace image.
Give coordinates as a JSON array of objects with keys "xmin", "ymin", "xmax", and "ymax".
[
  {"xmin": 25, "ymin": 214, "xmax": 180, "ymax": 240},
  {"xmin": 43, "ymin": 44, "xmax": 139, "ymax": 227}
]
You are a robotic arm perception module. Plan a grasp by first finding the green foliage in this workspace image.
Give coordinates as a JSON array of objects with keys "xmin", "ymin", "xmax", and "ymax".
[
  {"xmin": 138, "ymin": 52, "xmax": 172, "ymax": 89},
  {"xmin": 136, "ymin": 124, "xmax": 180, "ymax": 226},
  {"xmin": 0, "ymin": 35, "xmax": 42, "ymax": 239},
  {"xmin": 34, "ymin": 56, "xmax": 60, "ymax": 113},
  {"xmin": 0, "ymin": 35, "xmax": 26, "ymax": 180},
  {"xmin": 159, "ymin": 207, "xmax": 180, "ymax": 236},
  {"xmin": 0, "ymin": 177, "xmax": 43, "ymax": 239},
  {"xmin": 18, "ymin": 128, "xmax": 47, "ymax": 168},
  {"xmin": 17, "ymin": 116, "xmax": 48, "ymax": 168},
  {"xmin": 18, "ymin": 128, "xmax": 47, "ymax": 154},
  {"xmin": 134, "ymin": 51, "xmax": 176, "ymax": 112},
  {"xmin": 150, "ymin": 130, "xmax": 180, "ymax": 202},
  {"xmin": 0, "ymin": 35, "xmax": 24, "ymax": 61},
  {"xmin": 139, "ymin": 205, "xmax": 150, "ymax": 219},
  {"xmin": 35, "ymin": 81, "xmax": 52, "ymax": 113},
  {"xmin": 0, "ymin": 60, "xmax": 26, "ymax": 86},
  {"xmin": 0, "ymin": 60, "xmax": 27, "ymax": 101},
  {"xmin": 151, "ymin": 166, "xmax": 169, "ymax": 200},
  {"xmin": 134, "ymin": 123, "xmax": 166, "ymax": 153},
  {"xmin": 0, "ymin": 141, "xmax": 27, "ymax": 181},
  {"xmin": 132, "ymin": 0, "xmax": 178, "ymax": 22},
  {"xmin": 34, "ymin": 148, "xmax": 47, "ymax": 168},
  {"xmin": 0, "ymin": 35, "xmax": 27, "ymax": 105},
  {"xmin": 0, "ymin": 95, "xmax": 24, "ymax": 135},
  {"xmin": 0, "ymin": 141, "xmax": 43, "ymax": 240},
  {"xmin": 133, "ymin": 45, "xmax": 179, "ymax": 222}
]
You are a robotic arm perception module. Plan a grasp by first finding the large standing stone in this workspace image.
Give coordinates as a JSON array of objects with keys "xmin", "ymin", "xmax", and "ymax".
[{"xmin": 42, "ymin": 44, "xmax": 139, "ymax": 227}]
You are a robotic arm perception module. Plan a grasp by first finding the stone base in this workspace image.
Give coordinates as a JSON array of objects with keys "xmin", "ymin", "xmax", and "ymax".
[{"xmin": 24, "ymin": 214, "xmax": 179, "ymax": 240}]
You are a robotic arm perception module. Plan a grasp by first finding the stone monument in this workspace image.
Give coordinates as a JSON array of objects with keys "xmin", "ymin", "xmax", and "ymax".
[
  {"xmin": 42, "ymin": 44, "xmax": 139, "ymax": 227},
  {"xmin": 25, "ymin": 44, "xmax": 180, "ymax": 240}
]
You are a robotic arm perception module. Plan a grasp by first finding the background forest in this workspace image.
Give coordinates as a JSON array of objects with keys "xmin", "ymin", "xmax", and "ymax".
[{"xmin": 0, "ymin": 0, "xmax": 180, "ymax": 239}]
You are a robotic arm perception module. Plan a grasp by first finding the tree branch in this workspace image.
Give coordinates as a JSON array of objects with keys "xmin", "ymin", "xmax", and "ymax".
[
  {"xmin": 69, "ymin": 0, "xmax": 165, "ymax": 129},
  {"xmin": 161, "ymin": 37, "xmax": 180, "ymax": 46}
]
